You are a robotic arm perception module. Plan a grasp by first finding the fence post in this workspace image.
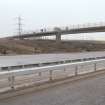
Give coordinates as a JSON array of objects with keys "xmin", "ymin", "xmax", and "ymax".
[{"xmin": 49, "ymin": 70, "xmax": 53, "ymax": 81}]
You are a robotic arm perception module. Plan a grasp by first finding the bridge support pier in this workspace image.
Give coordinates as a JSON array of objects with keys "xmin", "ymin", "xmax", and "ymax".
[{"xmin": 56, "ymin": 33, "xmax": 61, "ymax": 42}]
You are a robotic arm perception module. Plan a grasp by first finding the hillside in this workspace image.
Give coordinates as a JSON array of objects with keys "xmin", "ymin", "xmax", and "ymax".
[{"xmin": 0, "ymin": 38, "xmax": 105, "ymax": 55}]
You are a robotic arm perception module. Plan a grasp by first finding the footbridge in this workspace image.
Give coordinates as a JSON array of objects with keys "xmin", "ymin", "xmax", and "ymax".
[{"xmin": 11, "ymin": 22, "xmax": 105, "ymax": 41}]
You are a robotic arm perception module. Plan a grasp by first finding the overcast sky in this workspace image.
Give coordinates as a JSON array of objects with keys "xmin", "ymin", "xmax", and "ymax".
[{"xmin": 0, "ymin": 0, "xmax": 105, "ymax": 40}]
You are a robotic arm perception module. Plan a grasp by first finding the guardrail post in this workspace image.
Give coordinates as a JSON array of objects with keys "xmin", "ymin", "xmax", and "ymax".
[
  {"xmin": 38, "ymin": 64, "xmax": 43, "ymax": 76},
  {"xmin": 8, "ymin": 66, "xmax": 11, "ymax": 71},
  {"xmin": 38, "ymin": 72, "xmax": 42, "ymax": 76},
  {"xmin": 64, "ymin": 67, "xmax": 66, "ymax": 72},
  {"xmin": 22, "ymin": 65, "xmax": 25, "ymax": 69},
  {"xmin": 0, "ymin": 67, "xmax": 1, "ymax": 71},
  {"xmin": 75, "ymin": 65, "xmax": 78, "ymax": 76},
  {"xmin": 8, "ymin": 75, "xmax": 15, "ymax": 89},
  {"xmin": 94, "ymin": 62, "xmax": 97, "ymax": 71},
  {"xmin": 49, "ymin": 70, "xmax": 53, "ymax": 81}
]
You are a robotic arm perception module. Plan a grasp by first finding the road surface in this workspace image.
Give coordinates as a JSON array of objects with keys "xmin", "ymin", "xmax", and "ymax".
[
  {"xmin": 1, "ymin": 51, "xmax": 105, "ymax": 68},
  {"xmin": 1, "ymin": 72, "xmax": 105, "ymax": 105}
]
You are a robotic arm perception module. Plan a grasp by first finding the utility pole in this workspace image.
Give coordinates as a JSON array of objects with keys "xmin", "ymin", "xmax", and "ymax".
[{"xmin": 17, "ymin": 16, "xmax": 23, "ymax": 38}]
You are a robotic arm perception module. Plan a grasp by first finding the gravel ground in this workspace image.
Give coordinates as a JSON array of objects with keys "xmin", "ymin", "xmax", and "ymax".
[{"xmin": 1, "ymin": 74, "xmax": 105, "ymax": 105}]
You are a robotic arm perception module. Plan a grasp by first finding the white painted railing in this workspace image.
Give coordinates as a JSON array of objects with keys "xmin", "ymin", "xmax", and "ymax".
[{"xmin": 0, "ymin": 59, "xmax": 105, "ymax": 92}]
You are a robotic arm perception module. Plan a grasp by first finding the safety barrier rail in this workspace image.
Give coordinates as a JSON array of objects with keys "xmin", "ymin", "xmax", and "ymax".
[
  {"xmin": 1, "ymin": 56, "xmax": 105, "ymax": 71},
  {"xmin": 0, "ymin": 59, "xmax": 105, "ymax": 92}
]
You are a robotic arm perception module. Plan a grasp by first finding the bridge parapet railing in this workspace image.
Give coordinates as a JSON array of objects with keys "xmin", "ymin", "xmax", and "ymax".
[
  {"xmin": 22, "ymin": 22, "xmax": 105, "ymax": 35},
  {"xmin": 68, "ymin": 22, "xmax": 105, "ymax": 29},
  {"xmin": 0, "ymin": 59, "xmax": 105, "ymax": 92},
  {"xmin": 51, "ymin": 22, "xmax": 105, "ymax": 31}
]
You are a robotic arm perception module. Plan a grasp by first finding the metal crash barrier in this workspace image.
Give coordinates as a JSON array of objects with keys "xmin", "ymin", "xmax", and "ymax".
[{"xmin": 0, "ymin": 59, "xmax": 105, "ymax": 92}]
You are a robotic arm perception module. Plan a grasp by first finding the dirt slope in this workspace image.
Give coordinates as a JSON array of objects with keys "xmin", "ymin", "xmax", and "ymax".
[{"xmin": 0, "ymin": 38, "xmax": 105, "ymax": 55}]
